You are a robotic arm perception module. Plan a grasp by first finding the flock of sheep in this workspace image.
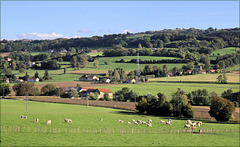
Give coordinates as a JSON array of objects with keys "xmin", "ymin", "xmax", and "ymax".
[
  {"xmin": 20, "ymin": 115, "xmax": 203, "ymax": 132},
  {"xmin": 20, "ymin": 115, "xmax": 72, "ymax": 125},
  {"xmin": 118, "ymin": 118, "xmax": 203, "ymax": 131},
  {"xmin": 118, "ymin": 118, "xmax": 173, "ymax": 127}
]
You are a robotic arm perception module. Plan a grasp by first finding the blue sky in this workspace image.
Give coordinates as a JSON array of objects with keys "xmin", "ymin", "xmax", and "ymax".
[{"xmin": 1, "ymin": 1, "xmax": 239, "ymax": 40}]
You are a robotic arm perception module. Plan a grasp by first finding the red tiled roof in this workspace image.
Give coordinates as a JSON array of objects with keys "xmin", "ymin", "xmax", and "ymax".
[{"xmin": 97, "ymin": 88, "xmax": 112, "ymax": 93}]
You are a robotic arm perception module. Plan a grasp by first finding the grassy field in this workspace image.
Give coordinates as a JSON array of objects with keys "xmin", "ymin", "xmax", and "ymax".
[
  {"xmin": 149, "ymin": 72, "xmax": 240, "ymax": 83},
  {"xmin": 210, "ymin": 47, "xmax": 238, "ymax": 60},
  {"xmin": 225, "ymin": 64, "xmax": 240, "ymax": 71},
  {"xmin": 97, "ymin": 82, "xmax": 239, "ymax": 96},
  {"xmin": 1, "ymin": 99, "xmax": 239, "ymax": 146},
  {"xmin": 87, "ymin": 56, "xmax": 186, "ymax": 71}
]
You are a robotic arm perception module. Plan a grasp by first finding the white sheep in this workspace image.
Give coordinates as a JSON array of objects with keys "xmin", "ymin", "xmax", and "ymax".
[
  {"xmin": 147, "ymin": 123, "xmax": 152, "ymax": 127},
  {"xmin": 148, "ymin": 119, "xmax": 152, "ymax": 123},
  {"xmin": 160, "ymin": 120, "xmax": 165, "ymax": 124},
  {"xmin": 132, "ymin": 119, "xmax": 136, "ymax": 122},
  {"xmin": 100, "ymin": 118, "xmax": 103, "ymax": 121},
  {"xmin": 192, "ymin": 122, "xmax": 196, "ymax": 127},
  {"xmin": 197, "ymin": 121, "xmax": 202, "ymax": 127},
  {"xmin": 127, "ymin": 121, "xmax": 131, "ymax": 125},
  {"xmin": 134, "ymin": 122, "xmax": 139, "ymax": 125},
  {"xmin": 166, "ymin": 121, "xmax": 171, "ymax": 126},
  {"xmin": 137, "ymin": 120, "xmax": 142, "ymax": 124},
  {"xmin": 168, "ymin": 118, "xmax": 172, "ymax": 122},
  {"xmin": 46, "ymin": 120, "xmax": 51, "ymax": 125},
  {"xmin": 141, "ymin": 121, "xmax": 147, "ymax": 124},
  {"xmin": 23, "ymin": 116, "xmax": 27, "ymax": 119},
  {"xmin": 186, "ymin": 120, "xmax": 192, "ymax": 124},
  {"xmin": 68, "ymin": 119, "xmax": 72, "ymax": 123},
  {"xmin": 36, "ymin": 118, "xmax": 39, "ymax": 123},
  {"xmin": 184, "ymin": 124, "xmax": 191, "ymax": 128},
  {"xmin": 119, "ymin": 120, "xmax": 124, "ymax": 123}
]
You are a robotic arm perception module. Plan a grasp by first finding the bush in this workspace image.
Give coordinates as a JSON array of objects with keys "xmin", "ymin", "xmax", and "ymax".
[
  {"xmin": 0, "ymin": 83, "xmax": 11, "ymax": 96},
  {"xmin": 209, "ymin": 97, "xmax": 236, "ymax": 121},
  {"xmin": 12, "ymin": 82, "xmax": 36, "ymax": 96},
  {"xmin": 41, "ymin": 84, "xmax": 58, "ymax": 96},
  {"xmin": 104, "ymin": 93, "xmax": 111, "ymax": 101},
  {"xmin": 89, "ymin": 93, "xmax": 97, "ymax": 100}
]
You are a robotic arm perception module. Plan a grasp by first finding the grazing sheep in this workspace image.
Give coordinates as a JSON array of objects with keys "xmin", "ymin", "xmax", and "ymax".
[
  {"xmin": 192, "ymin": 122, "xmax": 196, "ymax": 127},
  {"xmin": 166, "ymin": 121, "xmax": 171, "ymax": 126},
  {"xmin": 134, "ymin": 122, "xmax": 139, "ymax": 125},
  {"xmin": 46, "ymin": 120, "xmax": 51, "ymax": 125},
  {"xmin": 184, "ymin": 124, "xmax": 191, "ymax": 128},
  {"xmin": 199, "ymin": 129, "xmax": 203, "ymax": 134},
  {"xmin": 160, "ymin": 120, "xmax": 165, "ymax": 124},
  {"xmin": 186, "ymin": 120, "xmax": 192, "ymax": 124},
  {"xmin": 119, "ymin": 120, "xmax": 124, "ymax": 123},
  {"xmin": 100, "ymin": 118, "xmax": 103, "ymax": 121},
  {"xmin": 197, "ymin": 121, "xmax": 202, "ymax": 127},
  {"xmin": 21, "ymin": 115, "xmax": 23, "ymax": 119},
  {"xmin": 148, "ymin": 119, "xmax": 152, "ymax": 123},
  {"xmin": 23, "ymin": 116, "xmax": 27, "ymax": 119},
  {"xmin": 127, "ymin": 121, "xmax": 131, "ymax": 125},
  {"xmin": 137, "ymin": 120, "xmax": 142, "ymax": 124},
  {"xmin": 147, "ymin": 123, "xmax": 152, "ymax": 127},
  {"xmin": 36, "ymin": 118, "xmax": 39, "ymax": 123},
  {"xmin": 168, "ymin": 118, "xmax": 172, "ymax": 122},
  {"xmin": 68, "ymin": 119, "xmax": 72, "ymax": 123},
  {"xmin": 132, "ymin": 119, "xmax": 136, "ymax": 123},
  {"xmin": 141, "ymin": 121, "xmax": 147, "ymax": 124}
]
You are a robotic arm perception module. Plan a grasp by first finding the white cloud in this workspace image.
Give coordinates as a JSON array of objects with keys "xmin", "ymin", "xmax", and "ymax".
[
  {"xmin": 78, "ymin": 28, "xmax": 93, "ymax": 33},
  {"xmin": 16, "ymin": 32, "xmax": 67, "ymax": 40},
  {"xmin": 122, "ymin": 29, "xmax": 135, "ymax": 34}
]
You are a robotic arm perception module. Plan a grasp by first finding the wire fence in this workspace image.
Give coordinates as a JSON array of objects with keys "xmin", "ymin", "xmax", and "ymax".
[{"xmin": 1, "ymin": 126, "xmax": 239, "ymax": 134}]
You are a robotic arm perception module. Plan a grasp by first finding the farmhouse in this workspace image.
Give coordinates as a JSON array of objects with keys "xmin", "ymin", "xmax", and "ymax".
[
  {"xmin": 126, "ymin": 78, "xmax": 136, "ymax": 84},
  {"xmin": 95, "ymin": 88, "xmax": 113, "ymax": 99},
  {"xmin": 16, "ymin": 79, "xmax": 24, "ymax": 83},
  {"xmin": 194, "ymin": 65, "xmax": 203, "ymax": 71},
  {"xmin": 187, "ymin": 70, "xmax": 192, "ymax": 74},
  {"xmin": 79, "ymin": 88, "xmax": 97, "ymax": 98},
  {"xmin": 27, "ymin": 78, "xmax": 39, "ymax": 82},
  {"xmin": 198, "ymin": 70, "xmax": 206, "ymax": 74},
  {"xmin": 79, "ymin": 75, "xmax": 99, "ymax": 81},
  {"xmin": 65, "ymin": 87, "xmax": 82, "ymax": 93}
]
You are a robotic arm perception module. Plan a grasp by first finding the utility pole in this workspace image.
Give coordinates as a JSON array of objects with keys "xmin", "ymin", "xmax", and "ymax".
[
  {"xmin": 136, "ymin": 53, "xmax": 140, "ymax": 83},
  {"xmin": 26, "ymin": 95, "xmax": 28, "ymax": 111},
  {"xmin": 2, "ymin": 88, "xmax": 5, "ymax": 98}
]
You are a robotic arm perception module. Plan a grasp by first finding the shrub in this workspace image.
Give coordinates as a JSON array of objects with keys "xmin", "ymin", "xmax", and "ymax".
[
  {"xmin": 0, "ymin": 83, "xmax": 11, "ymax": 96},
  {"xmin": 41, "ymin": 84, "xmax": 58, "ymax": 96},
  {"xmin": 12, "ymin": 82, "xmax": 36, "ymax": 96},
  {"xmin": 89, "ymin": 93, "xmax": 97, "ymax": 100},
  {"xmin": 209, "ymin": 97, "xmax": 236, "ymax": 121},
  {"xmin": 104, "ymin": 93, "xmax": 111, "ymax": 101}
]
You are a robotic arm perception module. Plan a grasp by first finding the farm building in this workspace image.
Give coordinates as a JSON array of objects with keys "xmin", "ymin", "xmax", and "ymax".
[
  {"xmin": 126, "ymin": 78, "xmax": 136, "ymax": 84},
  {"xmin": 95, "ymin": 88, "xmax": 113, "ymax": 99},
  {"xmin": 16, "ymin": 79, "xmax": 24, "ymax": 83},
  {"xmin": 79, "ymin": 75, "xmax": 99, "ymax": 81},
  {"xmin": 79, "ymin": 88, "xmax": 97, "ymax": 98},
  {"xmin": 27, "ymin": 78, "xmax": 39, "ymax": 82},
  {"xmin": 198, "ymin": 70, "xmax": 206, "ymax": 74},
  {"xmin": 65, "ymin": 87, "xmax": 82, "ymax": 93}
]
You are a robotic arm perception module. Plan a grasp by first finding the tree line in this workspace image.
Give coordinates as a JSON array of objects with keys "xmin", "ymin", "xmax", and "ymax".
[{"xmin": 1, "ymin": 27, "xmax": 239, "ymax": 53}]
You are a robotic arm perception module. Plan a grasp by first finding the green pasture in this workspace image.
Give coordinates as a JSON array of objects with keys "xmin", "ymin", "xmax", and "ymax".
[
  {"xmin": 225, "ymin": 64, "xmax": 240, "ymax": 71},
  {"xmin": 87, "ymin": 56, "xmax": 185, "ymax": 71},
  {"xmin": 97, "ymin": 82, "xmax": 239, "ymax": 96},
  {"xmin": 210, "ymin": 47, "xmax": 238, "ymax": 60},
  {"xmin": 149, "ymin": 73, "xmax": 240, "ymax": 83},
  {"xmin": 1, "ymin": 100, "xmax": 239, "ymax": 146}
]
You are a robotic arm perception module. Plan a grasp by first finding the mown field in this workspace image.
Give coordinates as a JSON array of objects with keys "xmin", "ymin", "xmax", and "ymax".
[
  {"xmin": 1, "ymin": 99, "xmax": 239, "ymax": 146},
  {"xmin": 97, "ymin": 82, "xmax": 239, "ymax": 96},
  {"xmin": 149, "ymin": 72, "xmax": 240, "ymax": 83}
]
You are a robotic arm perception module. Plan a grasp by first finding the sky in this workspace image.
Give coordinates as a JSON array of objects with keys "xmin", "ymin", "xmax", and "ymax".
[{"xmin": 1, "ymin": 1, "xmax": 239, "ymax": 40}]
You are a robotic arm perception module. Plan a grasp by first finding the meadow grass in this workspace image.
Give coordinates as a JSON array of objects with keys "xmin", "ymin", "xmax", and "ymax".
[
  {"xmin": 225, "ymin": 64, "xmax": 240, "ymax": 71},
  {"xmin": 210, "ymin": 47, "xmax": 238, "ymax": 60},
  {"xmin": 1, "ymin": 100, "xmax": 239, "ymax": 146},
  {"xmin": 149, "ymin": 73, "xmax": 240, "ymax": 83},
  {"xmin": 97, "ymin": 82, "xmax": 239, "ymax": 96},
  {"xmin": 86, "ymin": 56, "xmax": 186, "ymax": 71}
]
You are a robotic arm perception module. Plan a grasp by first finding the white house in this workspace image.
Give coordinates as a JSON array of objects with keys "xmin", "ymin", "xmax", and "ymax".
[{"xmin": 27, "ymin": 78, "xmax": 39, "ymax": 82}]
